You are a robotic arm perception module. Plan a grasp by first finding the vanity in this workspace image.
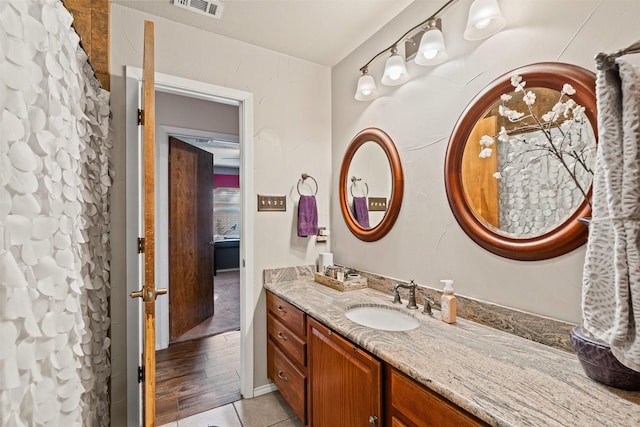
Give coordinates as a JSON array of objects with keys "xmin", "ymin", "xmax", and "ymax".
[{"xmin": 264, "ymin": 268, "xmax": 640, "ymax": 427}]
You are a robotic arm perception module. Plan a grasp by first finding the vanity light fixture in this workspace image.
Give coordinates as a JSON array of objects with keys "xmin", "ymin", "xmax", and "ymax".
[
  {"xmin": 463, "ymin": 0, "xmax": 506, "ymax": 40},
  {"xmin": 415, "ymin": 18, "xmax": 448, "ymax": 66},
  {"xmin": 355, "ymin": 68, "xmax": 379, "ymax": 101},
  {"xmin": 381, "ymin": 47, "xmax": 410, "ymax": 86},
  {"xmin": 353, "ymin": 0, "xmax": 506, "ymax": 101}
]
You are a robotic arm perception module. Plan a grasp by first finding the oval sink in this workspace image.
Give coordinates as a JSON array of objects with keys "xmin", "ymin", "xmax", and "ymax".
[{"xmin": 345, "ymin": 305, "xmax": 420, "ymax": 331}]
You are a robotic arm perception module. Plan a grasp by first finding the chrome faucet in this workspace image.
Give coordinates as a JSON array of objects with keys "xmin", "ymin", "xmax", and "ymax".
[{"xmin": 393, "ymin": 280, "xmax": 418, "ymax": 310}]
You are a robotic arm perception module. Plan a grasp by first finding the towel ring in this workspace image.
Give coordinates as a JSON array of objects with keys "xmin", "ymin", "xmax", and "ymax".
[
  {"xmin": 297, "ymin": 173, "xmax": 318, "ymax": 196},
  {"xmin": 350, "ymin": 176, "xmax": 369, "ymax": 197}
]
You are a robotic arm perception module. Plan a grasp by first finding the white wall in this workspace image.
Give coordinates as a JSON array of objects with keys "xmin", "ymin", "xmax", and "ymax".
[
  {"xmin": 109, "ymin": 5, "xmax": 331, "ymax": 424},
  {"xmin": 331, "ymin": 0, "xmax": 640, "ymax": 326}
]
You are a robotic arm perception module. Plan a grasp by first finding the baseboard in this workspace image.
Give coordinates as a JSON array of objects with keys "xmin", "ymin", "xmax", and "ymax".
[{"xmin": 253, "ymin": 382, "xmax": 278, "ymax": 397}]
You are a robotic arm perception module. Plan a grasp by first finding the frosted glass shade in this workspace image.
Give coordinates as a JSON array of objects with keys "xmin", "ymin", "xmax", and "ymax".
[
  {"xmin": 355, "ymin": 73, "xmax": 378, "ymax": 101},
  {"xmin": 415, "ymin": 27, "xmax": 448, "ymax": 66},
  {"xmin": 464, "ymin": 0, "xmax": 506, "ymax": 40},
  {"xmin": 381, "ymin": 52, "xmax": 409, "ymax": 86}
]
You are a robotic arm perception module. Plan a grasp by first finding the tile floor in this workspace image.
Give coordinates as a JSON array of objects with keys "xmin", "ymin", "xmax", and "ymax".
[{"xmin": 158, "ymin": 390, "xmax": 304, "ymax": 427}]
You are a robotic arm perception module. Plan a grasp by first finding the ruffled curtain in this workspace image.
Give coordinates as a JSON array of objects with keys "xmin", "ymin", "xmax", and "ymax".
[
  {"xmin": 582, "ymin": 60, "xmax": 640, "ymax": 372},
  {"xmin": 0, "ymin": 0, "xmax": 112, "ymax": 425}
]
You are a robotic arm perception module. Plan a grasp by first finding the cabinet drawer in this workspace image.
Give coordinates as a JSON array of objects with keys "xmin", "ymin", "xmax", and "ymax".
[
  {"xmin": 268, "ymin": 313, "xmax": 307, "ymax": 369},
  {"xmin": 267, "ymin": 292, "xmax": 306, "ymax": 337},
  {"xmin": 387, "ymin": 366, "xmax": 488, "ymax": 427},
  {"xmin": 268, "ymin": 341, "xmax": 307, "ymax": 423}
]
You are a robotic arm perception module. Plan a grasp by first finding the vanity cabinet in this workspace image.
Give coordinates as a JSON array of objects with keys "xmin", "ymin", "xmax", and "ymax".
[
  {"xmin": 308, "ymin": 317, "xmax": 382, "ymax": 426},
  {"xmin": 385, "ymin": 366, "xmax": 489, "ymax": 427},
  {"xmin": 266, "ymin": 292, "xmax": 308, "ymax": 423}
]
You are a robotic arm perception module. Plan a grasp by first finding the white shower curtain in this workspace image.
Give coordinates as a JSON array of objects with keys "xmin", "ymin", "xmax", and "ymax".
[
  {"xmin": 582, "ymin": 60, "xmax": 640, "ymax": 372},
  {"xmin": 0, "ymin": 1, "xmax": 112, "ymax": 425}
]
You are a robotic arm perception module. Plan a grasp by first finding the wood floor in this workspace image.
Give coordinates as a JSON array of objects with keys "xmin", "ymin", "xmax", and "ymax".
[{"xmin": 155, "ymin": 330, "xmax": 241, "ymax": 425}]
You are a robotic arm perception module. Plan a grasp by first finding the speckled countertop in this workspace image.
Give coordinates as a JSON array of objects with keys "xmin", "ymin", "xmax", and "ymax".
[{"xmin": 264, "ymin": 277, "xmax": 640, "ymax": 427}]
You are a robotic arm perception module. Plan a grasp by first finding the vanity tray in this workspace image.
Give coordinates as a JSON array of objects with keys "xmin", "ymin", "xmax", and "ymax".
[{"xmin": 314, "ymin": 272, "xmax": 368, "ymax": 292}]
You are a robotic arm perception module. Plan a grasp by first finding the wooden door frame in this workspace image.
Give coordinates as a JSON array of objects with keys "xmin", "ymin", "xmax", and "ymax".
[{"xmin": 125, "ymin": 66, "xmax": 254, "ymax": 425}]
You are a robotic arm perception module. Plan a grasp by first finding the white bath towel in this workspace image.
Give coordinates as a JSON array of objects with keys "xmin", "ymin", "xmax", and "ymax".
[{"xmin": 582, "ymin": 60, "xmax": 640, "ymax": 372}]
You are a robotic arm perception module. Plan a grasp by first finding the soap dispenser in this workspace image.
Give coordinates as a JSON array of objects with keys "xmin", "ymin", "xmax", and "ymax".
[{"xmin": 440, "ymin": 280, "xmax": 457, "ymax": 324}]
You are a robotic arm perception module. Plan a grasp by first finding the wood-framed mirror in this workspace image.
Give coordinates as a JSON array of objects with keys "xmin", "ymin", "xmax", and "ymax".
[
  {"xmin": 339, "ymin": 128, "xmax": 404, "ymax": 241},
  {"xmin": 445, "ymin": 63, "xmax": 597, "ymax": 260}
]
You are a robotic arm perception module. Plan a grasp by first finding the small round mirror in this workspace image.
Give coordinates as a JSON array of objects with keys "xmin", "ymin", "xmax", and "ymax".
[
  {"xmin": 340, "ymin": 128, "xmax": 404, "ymax": 241},
  {"xmin": 445, "ymin": 63, "xmax": 597, "ymax": 260}
]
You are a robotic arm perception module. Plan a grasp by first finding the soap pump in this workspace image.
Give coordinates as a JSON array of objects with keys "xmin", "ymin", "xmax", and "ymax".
[{"xmin": 440, "ymin": 279, "xmax": 457, "ymax": 324}]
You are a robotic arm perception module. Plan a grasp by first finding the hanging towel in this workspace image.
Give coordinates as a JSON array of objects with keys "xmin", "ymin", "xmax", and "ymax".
[
  {"xmin": 352, "ymin": 197, "xmax": 370, "ymax": 228},
  {"xmin": 582, "ymin": 60, "xmax": 640, "ymax": 372},
  {"xmin": 297, "ymin": 195, "xmax": 318, "ymax": 237}
]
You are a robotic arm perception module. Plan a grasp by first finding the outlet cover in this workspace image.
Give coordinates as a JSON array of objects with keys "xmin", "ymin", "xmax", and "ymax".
[{"xmin": 258, "ymin": 195, "xmax": 286, "ymax": 212}]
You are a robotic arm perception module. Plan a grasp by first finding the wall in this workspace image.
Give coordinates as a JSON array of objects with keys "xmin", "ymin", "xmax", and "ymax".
[
  {"xmin": 109, "ymin": 5, "xmax": 331, "ymax": 424},
  {"xmin": 331, "ymin": 0, "xmax": 640, "ymax": 325}
]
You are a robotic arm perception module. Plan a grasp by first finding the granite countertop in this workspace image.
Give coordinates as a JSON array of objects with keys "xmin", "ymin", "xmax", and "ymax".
[{"xmin": 264, "ymin": 277, "xmax": 640, "ymax": 427}]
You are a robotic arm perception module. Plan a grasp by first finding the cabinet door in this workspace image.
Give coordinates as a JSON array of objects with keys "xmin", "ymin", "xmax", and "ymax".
[{"xmin": 308, "ymin": 317, "xmax": 382, "ymax": 427}]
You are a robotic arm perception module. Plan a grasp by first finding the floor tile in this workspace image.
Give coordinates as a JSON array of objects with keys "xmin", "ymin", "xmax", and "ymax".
[
  {"xmin": 233, "ymin": 391, "xmax": 297, "ymax": 427},
  {"xmin": 270, "ymin": 416, "xmax": 305, "ymax": 427},
  {"xmin": 158, "ymin": 422, "xmax": 178, "ymax": 427},
  {"xmin": 176, "ymin": 403, "xmax": 242, "ymax": 427}
]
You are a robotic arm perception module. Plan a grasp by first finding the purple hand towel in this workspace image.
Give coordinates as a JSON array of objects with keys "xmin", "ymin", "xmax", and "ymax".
[
  {"xmin": 298, "ymin": 195, "xmax": 318, "ymax": 237},
  {"xmin": 352, "ymin": 197, "xmax": 370, "ymax": 228}
]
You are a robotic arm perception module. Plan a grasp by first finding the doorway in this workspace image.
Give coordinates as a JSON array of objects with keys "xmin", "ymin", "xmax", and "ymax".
[
  {"xmin": 124, "ymin": 66, "xmax": 255, "ymax": 425},
  {"xmin": 155, "ymin": 101, "xmax": 242, "ymax": 423}
]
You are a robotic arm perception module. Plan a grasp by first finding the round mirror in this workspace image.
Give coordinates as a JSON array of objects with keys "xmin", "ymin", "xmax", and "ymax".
[
  {"xmin": 340, "ymin": 128, "xmax": 404, "ymax": 241},
  {"xmin": 445, "ymin": 63, "xmax": 597, "ymax": 260}
]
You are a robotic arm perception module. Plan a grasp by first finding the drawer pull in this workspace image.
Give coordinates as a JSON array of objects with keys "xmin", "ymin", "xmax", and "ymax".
[
  {"xmin": 277, "ymin": 370, "xmax": 288, "ymax": 381},
  {"xmin": 277, "ymin": 305, "xmax": 288, "ymax": 314},
  {"xmin": 368, "ymin": 415, "xmax": 378, "ymax": 425},
  {"xmin": 277, "ymin": 332, "xmax": 288, "ymax": 341}
]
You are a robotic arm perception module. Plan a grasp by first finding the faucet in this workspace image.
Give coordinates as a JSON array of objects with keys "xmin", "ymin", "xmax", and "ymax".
[{"xmin": 392, "ymin": 280, "xmax": 418, "ymax": 310}]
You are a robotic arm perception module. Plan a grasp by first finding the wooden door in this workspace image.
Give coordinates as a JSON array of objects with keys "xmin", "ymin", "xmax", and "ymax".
[
  {"xmin": 129, "ymin": 20, "xmax": 167, "ymax": 427},
  {"xmin": 308, "ymin": 317, "xmax": 382, "ymax": 426},
  {"xmin": 168, "ymin": 136, "xmax": 215, "ymax": 340},
  {"xmin": 461, "ymin": 116, "xmax": 499, "ymax": 228}
]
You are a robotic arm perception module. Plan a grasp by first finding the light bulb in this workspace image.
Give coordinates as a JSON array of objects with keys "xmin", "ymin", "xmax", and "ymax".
[
  {"xmin": 422, "ymin": 49, "xmax": 438, "ymax": 60},
  {"xmin": 381, "ymin": 49, "xmax": 409, "ymax": 86},
  {"xmin": 415, "ymin": 20, "xmax": 447, "ymax": 66},
  {"xmin": 464, "ymin": 0, "xmax": 506, "ymax": 40},
  {"xmin": 475, "ymin": 18, "xmax": 491, "ymax": 29}
]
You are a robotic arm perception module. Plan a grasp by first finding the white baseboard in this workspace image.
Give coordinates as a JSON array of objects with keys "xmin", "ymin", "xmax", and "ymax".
[{"xmin": 253, "ymin": 382, "xmax": 278, "ymax": 397}]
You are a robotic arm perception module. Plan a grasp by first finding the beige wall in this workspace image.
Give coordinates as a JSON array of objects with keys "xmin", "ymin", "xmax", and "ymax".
[
  {"xmin": 331, "ymin": 0, "xmax": 640, "ymax": 325},
  {"xmin": 109, "ymin": 5, "xmax": 331, "ymax": 424}
]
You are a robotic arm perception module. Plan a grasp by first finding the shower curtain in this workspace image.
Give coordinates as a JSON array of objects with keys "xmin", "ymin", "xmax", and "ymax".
[
  {"xmin": 0, "ymin": 1, "xmax": 112, "ymax": 425},
  {"xmin": 582, "ymin": 60, "xmax": 640, "ymax": 372}
]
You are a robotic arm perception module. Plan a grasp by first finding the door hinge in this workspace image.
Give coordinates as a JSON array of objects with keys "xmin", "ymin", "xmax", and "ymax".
[
  {"xmin": 138, "ymin": 237, "xmax": 145, "ymax": 254},
  {"xmin": 138, "ymin": 365, "xmax": 144, "ymax": 383},
  {"xmin": 138, "ymin": 109, "xmax": 144, "ymax": 125}
]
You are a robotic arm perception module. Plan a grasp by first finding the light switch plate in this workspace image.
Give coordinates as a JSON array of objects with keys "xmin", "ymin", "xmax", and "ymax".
[
  {"xmin": 368, "ymin": 197, "xmax": 388, "ymax": 211},
  {"xmin": 257, "ymin": 195, "xmax": 286, "ymax": 211}
]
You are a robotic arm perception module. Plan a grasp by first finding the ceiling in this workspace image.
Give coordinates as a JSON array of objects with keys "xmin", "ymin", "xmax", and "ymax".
[{"xmin": 111, "ymin": 0, "xmax": 415, "ymax": 66}]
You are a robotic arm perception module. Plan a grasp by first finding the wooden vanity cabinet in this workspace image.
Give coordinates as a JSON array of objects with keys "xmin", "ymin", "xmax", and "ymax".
[
  {"xmin": 266, "ymin": 291, "xmax": 308, "ymax": 424},
  {"xmin": 385, "ymin": 366, "xmax": 489, "ymax": 427},
  {"xmin": 307, "ymin": 317, "xmax": 382, "ymax": 426}
]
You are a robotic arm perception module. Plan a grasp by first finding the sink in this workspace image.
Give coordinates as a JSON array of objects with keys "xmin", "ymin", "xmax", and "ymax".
[{"xmin": 345, "ymin": 305, "xmax": 420, "ymax": 331}]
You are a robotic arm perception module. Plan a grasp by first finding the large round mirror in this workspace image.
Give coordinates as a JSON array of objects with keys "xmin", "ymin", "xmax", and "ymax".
[
  {"xmin": 445, "ymin": 63, "xmax": 597, "ymax": 260},
  {"xmin": 340, "ymin": 128, "xmax": 404, "ymax": 241}
]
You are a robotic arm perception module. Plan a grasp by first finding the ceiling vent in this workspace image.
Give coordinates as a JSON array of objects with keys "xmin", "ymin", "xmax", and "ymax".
[{"xmin": 173, "ymin": 0, "xmax": 224, "ymax": 19}]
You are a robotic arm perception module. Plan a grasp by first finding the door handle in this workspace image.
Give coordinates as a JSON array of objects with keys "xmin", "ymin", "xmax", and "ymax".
[
  {"xmin": 277, "ymin": 370, "xmax": 288, "ymax": 381},
  {"xmin": 130, "ymin": 287, "xmax": 168, "ymax": 301},
  {"xmin": 277, "ymin": 332, "xmax": 288, "ymax": 341}
]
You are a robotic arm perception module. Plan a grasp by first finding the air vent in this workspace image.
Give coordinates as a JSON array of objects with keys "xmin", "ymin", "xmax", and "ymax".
[{"xmin": 173, "ymin": 0, "xmax": 224, "ymax": 19}]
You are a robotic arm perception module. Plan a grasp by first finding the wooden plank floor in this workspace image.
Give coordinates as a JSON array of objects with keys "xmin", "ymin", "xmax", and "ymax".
[{"xmin": 155, "ymin": 330, "xmax": 241, "ymax": 425}]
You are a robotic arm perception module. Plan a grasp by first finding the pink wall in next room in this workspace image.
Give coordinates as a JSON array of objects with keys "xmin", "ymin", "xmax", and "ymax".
[{"xmin": 214, "ymin": 174, "xmax": 240, "ymax": 188}]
